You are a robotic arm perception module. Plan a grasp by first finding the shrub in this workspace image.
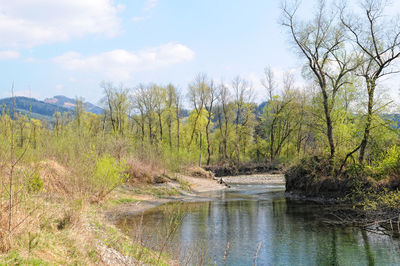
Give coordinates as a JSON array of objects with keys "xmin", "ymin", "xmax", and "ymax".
[
  {"xmin": 371, "ymin": 145, "xmax": 400, "ymax": 178},
  {"xmin": 90, "ymin": 154, "xmax": 127, "ymax": 200},
  {"xmin": 26, "ymin": 172, "xmax": 43, "ymax": 193}
]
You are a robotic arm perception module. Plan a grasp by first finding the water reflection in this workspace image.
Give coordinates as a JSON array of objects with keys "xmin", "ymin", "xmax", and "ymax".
[{"xmin": 118, "ymin": 186, "xmax": 400, "ymax": 265}]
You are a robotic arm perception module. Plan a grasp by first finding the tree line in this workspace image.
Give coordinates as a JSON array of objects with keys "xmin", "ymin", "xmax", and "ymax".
[{"xmin": 4, "ymin": 0, "xmax": 400, "ymax": 174}]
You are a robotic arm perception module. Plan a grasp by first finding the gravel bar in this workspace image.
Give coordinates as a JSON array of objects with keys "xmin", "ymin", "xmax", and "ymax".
[{"xmin": 223, "ymin": 174, "xmax": 285, "ymax": 185}]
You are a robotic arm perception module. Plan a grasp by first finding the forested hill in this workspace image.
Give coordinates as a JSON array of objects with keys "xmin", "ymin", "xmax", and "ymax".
[
  {"xmin": 44, "ymin": 95, "xmax": 103, "ymax": 114},
  {"xmin": 384, "ymin": 114, "xmax": 400, "ymax": 129},
  {"xmin": 0, "ymin": 96, "xmax": 103, "ymax": 120}
]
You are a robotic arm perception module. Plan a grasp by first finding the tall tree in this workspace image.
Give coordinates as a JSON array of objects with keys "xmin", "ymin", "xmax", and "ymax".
[
  {"xmin": 131, "ymin": 84, "xmax": 147, "ymax": 144},
  {"xmin": 175, "ymin": 89, "xmax": 182, "ymax": 152},
  {"xmin": 204, "ymin": 80, "xmax": 217, "ymax": 165},
  {"xmin": 153, "ymin": 85, "xmax": 166, "ymax": 142},
  {"xmin": 282, "ymin": 0, "xmax": 357, "ymax": 168},
  {"xmin": 187, "ymin": 74, "xmax": 208, "ymax": 147},
  {"xmin": 232, "ymin": 76, "xmax": 252, "ymax": 163},
  {"xmin": 100, "ymin": 82, "xmax": 129, "ymax": 135},
  {"xmin": 341, "ymin": 0, "xmax": 400, "ymax": 163},
  {"xmin": 218, "ymin": 82, "xmax": 233, "ymax": 160},
  {"xmin": 166, "ymin": 84, "xmax": 177, "ymax": 149}
]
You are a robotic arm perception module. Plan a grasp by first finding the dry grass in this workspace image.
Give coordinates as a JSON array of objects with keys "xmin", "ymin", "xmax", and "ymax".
[
  {"xmin": 186, "ymin": 166, "xmax": 214, "ymax": 179},
  {"xmin": 125, "ymin": 158, "xmax": 170, "ymax": 185},
  {"xmin": 39, "ymin": 160, "xmax": 72, "ymax": 196}
]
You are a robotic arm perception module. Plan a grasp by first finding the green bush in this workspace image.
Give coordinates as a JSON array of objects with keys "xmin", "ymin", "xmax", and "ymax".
[
  {"xmin": 27, "ymin": 172, "xmax": 43, "ymax": 193},
  {"xmin": 368, "ymin": 145, "xmax": 400, "ymax": 179},
  {"xmin": 92, "ymin": 154, "xmax": 128, "ymax": 193}
]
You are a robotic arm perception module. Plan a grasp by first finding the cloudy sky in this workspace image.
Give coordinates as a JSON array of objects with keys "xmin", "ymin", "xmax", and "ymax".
[{"xmin": 0, "ymin": 0, "xmax": 398, "ymax": 104}]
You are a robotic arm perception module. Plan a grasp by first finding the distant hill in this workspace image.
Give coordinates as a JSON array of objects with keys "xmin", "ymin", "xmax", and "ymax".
[
  {"xmin": 0, "ymin": 95, "xmax": 103, "ymax": 121},
  {"xmin": 383, "ymin": 114, "xmax": 400, "ymax": 129},
  {"xmin": 0, "ymin": 96, "xmax": 71, "ymax": 120},
  {"xmin": 44, "ymin": 95, "xmax": 103, "ymax": 114}
]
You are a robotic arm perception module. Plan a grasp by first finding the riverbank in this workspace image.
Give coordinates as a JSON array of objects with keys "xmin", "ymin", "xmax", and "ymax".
[
  {"xmin": 106, "ymin": 173, "xmax": 285, "ymax": 220},
  {"xmin": 0, "ymin": 168, "xmax": 228, "ymax": 265},
  {"xmin": 101, "ymin": 173, "xmax": 285, "ymax": 265},
  {"xmin": 111, "ymin": 179, "xmax": 400, "ymax": 265},
  {"xmin": 284, "ymin": 157, "xmax": 400, "ymax": 236},
  {"xmin": 204, "ymin": 162, "xmax": 283, "ymax": 177},
  {"xmin": 223, "ymin": 174, "xmax": 285, "ymax": 185}
]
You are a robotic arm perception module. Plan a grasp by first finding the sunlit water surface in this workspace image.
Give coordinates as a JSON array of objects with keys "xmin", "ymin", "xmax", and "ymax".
[{"xmin": 118, "ymin": 184, "xmax": 400, "ymax": 265}]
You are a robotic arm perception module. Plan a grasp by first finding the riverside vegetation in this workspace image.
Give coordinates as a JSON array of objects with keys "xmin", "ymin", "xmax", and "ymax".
[{"xmin": 2, "ymin": 0, "xmax": 400, "ymax": 264}]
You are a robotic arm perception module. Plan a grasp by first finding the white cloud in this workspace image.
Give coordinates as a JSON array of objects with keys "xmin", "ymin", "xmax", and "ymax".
[
  {"xmin": 23, "ymin": 57, "xmax": 36, "ymax": 62},
  {"xmin": 0, "ymin": 50, "xmax": 20, "ymax": 60},
  {"xmin": 0, "ymin": 0, "xmax": 121, "ymax": 48},
  {"xmin": 132, "ymin": 16, "xmax": 150, "ymax": 22},
  {"xmin": 132, "ymin": 0, "xmax": 159, "ymax": 22},
  {"xmin": 53, "ymin": 43, "xmax": 195, "ymax": 80},
  {"xmin": 144, "ymin": 0, "xmax": 159, "ymax": 11},
  {"xmin": 116, "ymin": 4, "xmax": 126, "ymax": 12}
]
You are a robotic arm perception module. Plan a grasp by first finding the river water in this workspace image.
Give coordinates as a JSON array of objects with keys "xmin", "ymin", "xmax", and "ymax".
[{"xmin": 118, "ymin": 184, "xmax": 400, "ymax": 265}]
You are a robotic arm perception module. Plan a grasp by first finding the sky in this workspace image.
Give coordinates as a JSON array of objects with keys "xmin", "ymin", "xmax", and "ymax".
[{"xmin": 0, "ymin": 0, "xmax": 398, "ymax": 105}]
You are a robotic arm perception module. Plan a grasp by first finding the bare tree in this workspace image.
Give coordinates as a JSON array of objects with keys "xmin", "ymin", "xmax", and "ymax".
[
  {"xmin": 131, "ymin": 84, "xmax": 147, "ymax": 145},
  {"xmin": 261, "ymin": 66, "xmax": 275, "ymax": 102},
  {"xmin": 100, "ymin": 81, "xmax": 129, "ymax": 135},
  {"xmin": 187, "ymin": 73, "xmax": 208, "ymax": 147},
  {"xmin": 232, "ymin": 76, "xmax": 253, "ymax": 163},
  {"xmin": 175, "ymin": 89, "xmax": 182, "ymax": 152},
  {"xmin": 218, "ymin": 82, "xmax": 233, "ymax": 160},
  {"xmin": 153, "ymin": 85, "xmax": 166, "ymax": 142},
  {"xmin": 166, "ymin": 84, "xmax": 177, "ymax": 149},
  {"xmin": 144, "ymin": 85, "xmax": 157, "ymax": 144},
  {"xmin": 281, "ymin": 0, "xmax": 357, "ymax": 169},
  {"xmin": 204, "ymin": 80, "xmax": 218, "ymax": 165},
  {"xmin": 340, "ymin": 0, "xmax": 400, "ymax": 164}
]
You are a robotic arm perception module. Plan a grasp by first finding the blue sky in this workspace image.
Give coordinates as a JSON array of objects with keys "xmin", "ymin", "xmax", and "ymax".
[{"xmin": 0, "ymin": 0, "xmax": 398, "ymax": 105}]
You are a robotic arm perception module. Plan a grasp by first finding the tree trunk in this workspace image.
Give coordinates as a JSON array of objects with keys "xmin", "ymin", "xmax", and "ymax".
[
  {"xmin": 359, "ymin": 80, "xmax": 375, "ymax": 164},
  {"xmin": 206, "ymin": 117, "xmax": 212, "ymax": 165},
  {"xmin": 270, "ymin": 128, "xmax": 275, "ymax": 161},
  {"xmin": 158, "ymin": 112, "xmax": 163, "ymax": 141},
  {"xmin": 148, "ymin": 116, "xmax": 153, "ymax": 145},
  {"xmin": 176, "ymin": 107, "xmax": 180, "ymax": 152},
  {"xmin": 223, "ymin": 119, "xmax": 229, "ymax": 160},
  {"xmin": 188, "ymin": 111, "xmax": 200, "ymax": 147},
  {"xmin": 235, "ymin": 107, "xmax": 241, "ymax": 164},
  {"xmin": 168, "ymin": 115, "xmax": 172, "ymax": 149},
  {"xmin": 322, "ymin": 88, "xmax": 335, "ymax": 167}
]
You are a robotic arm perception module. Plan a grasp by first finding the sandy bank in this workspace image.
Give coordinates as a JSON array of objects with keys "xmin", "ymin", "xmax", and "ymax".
[{"xmin": 223, "ymin": 174, "xmax": 285, "ymax": 185}]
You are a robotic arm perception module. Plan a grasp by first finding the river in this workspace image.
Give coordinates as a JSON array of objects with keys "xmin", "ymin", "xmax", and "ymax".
[{"xmin": 117, "ymin": 183, "xmax": 400, "ymax": 265}]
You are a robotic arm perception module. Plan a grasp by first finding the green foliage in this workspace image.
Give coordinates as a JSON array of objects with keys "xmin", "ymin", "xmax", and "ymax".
[
  {"xmin": 26, "ymin": 172, "xmax": 43, "ymax": 193},
  {"xmin": 367, "ymin": 145, "xmax": 400, "ymax": 179},
  {"xmin": 93, "ymin": 154, "xmax": 128, "ymax": 192},
  {"xmin": 361, "ymin": 189, "xmax": 400, "ymax": 211},
  {"xmin": 177, "ymin": 178, "xmax": 191, "ymax": 191}
]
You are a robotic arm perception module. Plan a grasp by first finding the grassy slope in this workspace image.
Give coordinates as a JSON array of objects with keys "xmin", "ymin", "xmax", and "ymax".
[{"xmin": 0, "ymin": 173, "xmax": 196, "ymax": 265}]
